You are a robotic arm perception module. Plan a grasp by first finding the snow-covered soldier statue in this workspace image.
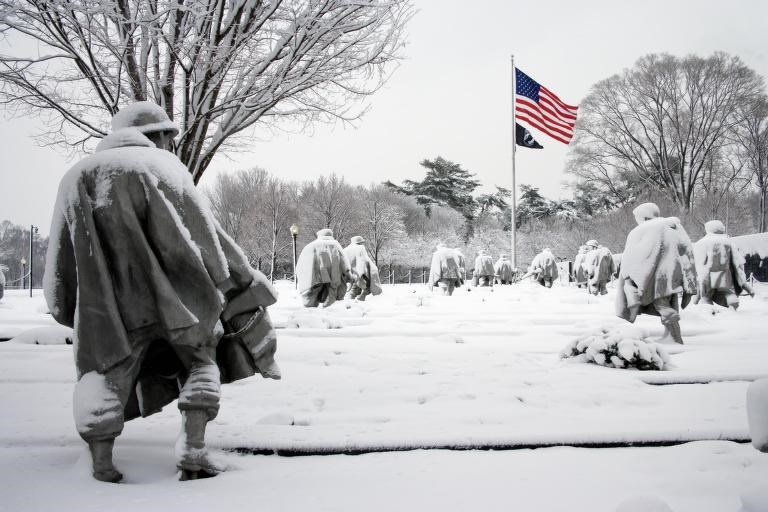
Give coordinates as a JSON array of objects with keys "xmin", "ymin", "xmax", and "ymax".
[
  {"xmin": 693, "ymin": 220, "xmax": 755, "ymax": 310},
  {"xmin": 296, "ymin": 228, "xmax": 355, "ymax": 308},
  {"xmin": 530, "ymin": 248, "xmax": 558, "ymax": 288},
  {"xmin": 615, "ymin": 202, "xmax": 697, "ymax": 344},
  {"xmin": 473, "ymin": 250, "xmax": 495, "ymax": 287},
  {"xmin": 44, "ymin": 102, "xmax": 280, "ymax": 483},
  {"xmin": 343, "ymin": 236, "xmax": 382, "ymax": 301},
  {"xmin": 494, "ymin": 254, "xmax": 514, "ymax": 284},
  {"xmin": 429, "ymin": 243, "xmax": 463, "ymax": 296},
  {"xmin": 583, "ymin": 240, "xmax": 615, "ymax": 296},
  {"xmin": 455, "ymin": 249, "xmax": 467, "ymax": 284},
  {"xmin": 612, "ymin": 252, "xmax": 623, "ymax": 280},
  {"xmin": 573, "ymin": 245, "xmax": 589, "ymax": 288}
]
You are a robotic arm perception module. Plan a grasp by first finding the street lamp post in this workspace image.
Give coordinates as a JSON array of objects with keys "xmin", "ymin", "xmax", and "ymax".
[
  {"xmin": 29, "ymin": 225, "xmax": 38, "ymax": 297},
  {"xmin": 290, "ymin": 224, "xmax": 299, "ymax": 289},
  {"xmin": 20, "ymin": 257, "xmax": 27, "ymax": 291}
]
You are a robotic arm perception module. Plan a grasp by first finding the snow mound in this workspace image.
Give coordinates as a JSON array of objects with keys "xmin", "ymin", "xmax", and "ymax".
[
  {"xmin": 747, "ymin": 378, "xmax": 768, "ymax": 452},
  {"xmin": 560, "ymin": 326, "xmax": 669, "ymax": 370},
  {"xmin": 616, "ymin": 496, "xmax": 674, "ymax": 512},
  {"xmin": 286, "ymin": 312, "xmax": 342, "ymax": 329},
  {"xmin": 10, "ymin": 325, "xmax": 73, "ymax": 345}
]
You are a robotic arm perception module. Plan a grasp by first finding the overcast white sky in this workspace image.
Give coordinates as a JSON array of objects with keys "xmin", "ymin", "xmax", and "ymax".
[{"xmin": 1, "ymin": 0, "xmax": 767, "ymax": 236}]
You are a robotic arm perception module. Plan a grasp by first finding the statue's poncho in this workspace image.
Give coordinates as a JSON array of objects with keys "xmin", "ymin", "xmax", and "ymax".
[
  {"xmin": 573, "ymin": 248, "xmax": 589, "ymax": 285},
  {"xmin": 584, "ymin": 246, "xmax": 616, "ymax": 287},
  {"xmin": 693, "ymin": 231, "xmax": 749, "ymax": 306},
  {"xmin": 474, "ymin": 254, "xmax": 495, "ymax": 277},
  {"xmin": 494, "ymin": 257, "xmax": 515, "ymax": 281},
  {"xmin": 531, "ymin": 249, "xmax": 558, "ymax": 280},
  {"xmin": 343, "ymin": 243, "xmax": 382, "ymax": 296},
  {"xmin": 296, "ymin": 234, "xmax": 352, "ymax": 305},
  {"xmin": 429, "ymin": 247, "xmax": 463, "ymax": 287},
  {"xmin": 616, "ymin": 217, "xmax": 697, "ymax": 321},
  {"xmin": 44, "ymin": 128, "xmax": 278, "ymax": 416}
]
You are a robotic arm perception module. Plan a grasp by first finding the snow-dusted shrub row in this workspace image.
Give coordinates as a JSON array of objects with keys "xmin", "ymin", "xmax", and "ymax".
[{"xmin": 560, "ymin": 326, "xmax": 670, "ymax": 371}]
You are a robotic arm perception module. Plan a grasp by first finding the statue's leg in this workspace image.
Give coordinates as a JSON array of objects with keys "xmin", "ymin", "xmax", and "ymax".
[
  {"xmin": 346, "ymin": 283, "xmax": 360, "ymax": 300},
  {"xmin": 653, "ymin": 296, "xmax": 683, "ymax": 344},
  {"xmin": 74, "ymin": 346, "xmax": 146, "ymax": 483},
  {"xmin": 725, "ymin": 290, "xmax": 739, "ymax": 311},
  {"xmin": 175, "ymin": 345, "xmax": 221, "ymax": 480}
]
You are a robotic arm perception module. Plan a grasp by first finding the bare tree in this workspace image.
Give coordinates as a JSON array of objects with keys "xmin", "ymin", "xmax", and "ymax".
[
  {"xmin": 261, "ymin": 175, "xmax": 298, "ymax": 281},
  {"xmin": 570, "ymin": 52, "xmax": 765, "ymax": 211},
  {"xmin": 300, "ymin": 172, "xmax": 359, "ymax": 243},
  {"xmin": 204, "ymin": 168, "xmax": 270, "ymax": 267},
  {"xmin": 359, "ymin": 184, "xmax": 405, "ymax": 266},
  {"xmin": 0, "ymin": 0, "xmax": 413, "ymax": 182},
  {"xmin": 734, "ymin": 97, "xmax": 768, "ymax": 231}
]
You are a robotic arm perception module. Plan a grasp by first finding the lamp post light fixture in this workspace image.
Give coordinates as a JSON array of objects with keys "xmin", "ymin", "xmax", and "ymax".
[
  {"xmin": 20, "ymin": 257, "xmax": 27, "ymax": 291},
  {"xmin": 290, "ymin": 224, "xmax": 299, "ymax": 289}
]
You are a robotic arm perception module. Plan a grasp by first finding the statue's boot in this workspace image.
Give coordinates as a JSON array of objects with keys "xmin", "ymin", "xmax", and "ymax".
[
  {"xmin": 88, "ymin": 439, "xmax": 123, "ymax": 483},
  {"xmin": 658, "ymin": 320, "xmax": 684, "ymax": 345},
  {"xmin": 176, "ymin": 410, "xmax": 219, "ymax": 481}
]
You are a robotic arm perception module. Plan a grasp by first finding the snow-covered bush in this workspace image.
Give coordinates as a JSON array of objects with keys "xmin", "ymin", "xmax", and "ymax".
[{"xmin": 560, "ymin": 326, "xmax": 670, "ymax": 370}]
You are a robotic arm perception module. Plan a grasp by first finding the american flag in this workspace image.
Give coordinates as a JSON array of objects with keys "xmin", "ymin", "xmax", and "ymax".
[{"xmin": 515, "ymin": 68, "xmax": 578, "ymax": 145}]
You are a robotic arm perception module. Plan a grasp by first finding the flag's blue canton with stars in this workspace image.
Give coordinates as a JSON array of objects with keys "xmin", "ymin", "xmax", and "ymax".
[
  {"xmin": 514, "ymin": 67, "xmax": 578, "ymax": 144},
  {"xmin": 516, "ymin": 69, "xmax": 540, "ymax": 103}
]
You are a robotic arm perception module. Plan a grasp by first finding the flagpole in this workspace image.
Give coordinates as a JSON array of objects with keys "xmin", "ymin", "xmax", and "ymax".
[{"xmin": 510, "ymin": 54, "xmax": 517, "ymax": 270}]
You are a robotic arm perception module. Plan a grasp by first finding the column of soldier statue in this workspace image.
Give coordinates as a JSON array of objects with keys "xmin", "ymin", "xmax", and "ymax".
[
  {"xmin": 45, "ymin": 102, "xmax": 280, "ymax": 483},
  {"xmin": 295, "ymin": 230, "xmax": 383, "ymax": 307},
  {"xmin": 613, "ymin": 203, "xmax": 756, "ymax": 344},
  {"xmin": 572, "ymin": 240, "xmax": 616, "ymax": 296}
]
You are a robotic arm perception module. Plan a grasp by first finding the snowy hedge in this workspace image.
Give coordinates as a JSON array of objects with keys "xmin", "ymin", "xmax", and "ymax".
[{"xmin": 560, "ymin": 326, "xmax": 670, "ymax": 371}]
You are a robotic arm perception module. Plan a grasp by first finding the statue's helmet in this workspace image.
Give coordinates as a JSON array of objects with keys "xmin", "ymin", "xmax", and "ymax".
[
  {"xmin": 316, "ymin": 228, "xmax": 334, "ymax": 239},
  {"xmin": 704, "ymin": 220, "xmax": 726, "ymax": 235},
  {"xmin": 111, "ymin": 101, "xmax": 179, "ymax": 137},
  {"xmin": 632, "ymin": 202, "xmax": 660, "ymax": 223},
  {"xmin": 350, "ymin": 235, "xmax": 366, "ymax": 245},
  {"xmin": 585, "ymin": 239, "xmax": 599, "ymax": 249}
]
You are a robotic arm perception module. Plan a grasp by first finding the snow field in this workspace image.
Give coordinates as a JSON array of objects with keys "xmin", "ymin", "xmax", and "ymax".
[{"xmin": 0, "ymin": 281, "xmax": 767, "ymax": 511}]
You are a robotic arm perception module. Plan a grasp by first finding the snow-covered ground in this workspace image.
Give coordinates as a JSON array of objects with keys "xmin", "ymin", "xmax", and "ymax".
[{"xmin": 1, "ymin": 281, "xmax": 767, "ymax": 512}]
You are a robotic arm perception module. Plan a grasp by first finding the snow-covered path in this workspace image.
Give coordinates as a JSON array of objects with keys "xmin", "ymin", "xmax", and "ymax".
[{"xmin": 0, "ymin": 282, "xmax": 766, "ymax": 511}]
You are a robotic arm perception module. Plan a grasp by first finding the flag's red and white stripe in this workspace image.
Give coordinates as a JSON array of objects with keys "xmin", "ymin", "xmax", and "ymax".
[{"xmin": 516, "ymin": 86, "xmax": 578, "ymax": 145}]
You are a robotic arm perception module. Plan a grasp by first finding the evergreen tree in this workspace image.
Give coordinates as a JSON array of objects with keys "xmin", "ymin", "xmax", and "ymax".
[{"xmin": 385, "ymin": 156, "xmax": 482, "ymax": 240}]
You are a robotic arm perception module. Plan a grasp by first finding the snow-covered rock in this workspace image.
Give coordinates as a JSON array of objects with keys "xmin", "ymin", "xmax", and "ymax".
[
  {"xmin": 747, "ymin": 378, "xmax": 768, "ymax": 452},
  {"xmin": 10, "ymin": 325, "xmax": 73, "ymax": 345},
  {"xmin": 561, "ymin": 325, "xmax": 670, "ymax": 370}
]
